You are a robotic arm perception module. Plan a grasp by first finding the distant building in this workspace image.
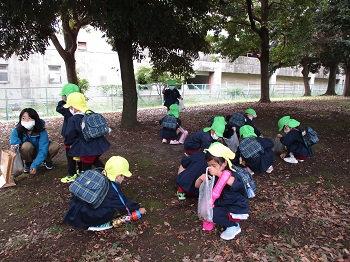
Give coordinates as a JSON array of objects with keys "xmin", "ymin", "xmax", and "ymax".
[{"xmin": 0, "ymin": 27, "xmax": 342, "ymax": 99}]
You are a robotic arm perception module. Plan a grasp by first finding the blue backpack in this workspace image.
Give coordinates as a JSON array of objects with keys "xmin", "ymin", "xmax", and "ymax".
[
  {"xmin": 239, "ymin": 138, "xmax": 264, "ymax": 159},
  {"xmin": 69, "ymin": 169, "xmax": 110, "ymax": 209},
  {"xmin": 229, "ymin": 113, "xmax": 245, "ymax": 127},
  {"xmin": 81, "ymin": 110, "xmax": 109, "ymax": 141},
  {"xmin": 161, "ymin": 115, "xmax": 178, "ymax": 130},
  {"xmin": 234, "ymin": 166, "xmax": 257, "ymax": 198},
  {"xmin": 300, "ymin": 126, "xmax": 319, "ymax": 147}
]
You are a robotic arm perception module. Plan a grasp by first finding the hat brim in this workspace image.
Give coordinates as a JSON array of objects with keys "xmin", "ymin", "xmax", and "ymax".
[{"xmin": 123, "ymin": 170, "xmax": 132, "ymax": 177}]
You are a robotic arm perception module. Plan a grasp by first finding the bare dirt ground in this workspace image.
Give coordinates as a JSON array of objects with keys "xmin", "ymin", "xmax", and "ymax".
[{"xmin": 0, "ymin": 97, "xmax": 349, "ymax": 261}]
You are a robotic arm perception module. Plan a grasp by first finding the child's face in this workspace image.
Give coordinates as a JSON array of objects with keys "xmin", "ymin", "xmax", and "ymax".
[
  {"xmin": 283, "ymin": 126, "xmax": 291, "ymax": 133},
  {"xmin": 207, "ymin": 159, "xmax": 227, "ymax": 176}
]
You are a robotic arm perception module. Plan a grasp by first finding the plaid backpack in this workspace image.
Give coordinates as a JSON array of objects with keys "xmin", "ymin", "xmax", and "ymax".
[
  {"xmin": 239, "ymin": 137, "xmax": 264, "ymax": 158},
  {"xmin": 81, "ymin": 110, "xmax": 109, "ymax": 141},
  {"xmin": 300, "ymin": 126, "xmax": 319, "ymax": 147},
  {"xmin": 161, "ymin": 115, "xmax": 178, "ymax": 130},
  {"xmin": 229, "ymin": 113, "xmax": 245, "ymax": 127},
  {"xmin": 235, "ymin": 166, "xmax": 257, "ymax": 198},
  {"xmin": 69, "ymin": 169, "xmax": 110, "ymax": 209}
]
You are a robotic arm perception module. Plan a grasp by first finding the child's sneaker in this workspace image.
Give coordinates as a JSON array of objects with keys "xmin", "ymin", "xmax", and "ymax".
[
  {"xmin": 87, "ymin": 221, "xmax": 113, "ymax": 231},
  {"xmin": 170, "ymin": 140, "xmax": 180, "ymax": 145},
  {"xmin": 244, "ymin": 166, "xmax": 254, "ymax": 175},
  {"xmin": 61, "ymin": 174, "xmax": 78, "ymax": 183},
  {"xmin": 283, "ymin": 157, "xmax": 298, "ymax": 164},
  {"xmin": 162, "ymin": 138, "xmax": 167, "ymax": 144},
  {"xmin": 220, "ymin": 224, "xmax": 241, "ymax": 240},
  {"xmin": 177, "ymin": 191, "xmax": 186, "ymax": 200},
  {"xmin": 266, "ymin": 165, "xmax": 274, "ymax": 174}
]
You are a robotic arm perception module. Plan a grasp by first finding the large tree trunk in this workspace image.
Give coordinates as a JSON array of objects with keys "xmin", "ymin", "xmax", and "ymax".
[
  {"xmin": 115, "ymin": 39, "xmax": 138, "ymax": 129},
  {"xmin": 301, "ymin": 60, "xmax": 311, "ymax": 96},
  {"xmin": 259, "ymin": 26, "xmax": 270, "ymax": 102},
  {"xmin": 324, "ymin": 63, "xmax": 337, "ymax": 95},
  {"xmin": 343, "ymin": 63, "xmax": 350, "ymax": 96}
]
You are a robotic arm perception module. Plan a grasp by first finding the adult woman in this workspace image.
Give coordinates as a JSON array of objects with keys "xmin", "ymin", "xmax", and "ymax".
[{"xmin": 10, "ymin": 108, "xmax": 60, "ymax": 174}]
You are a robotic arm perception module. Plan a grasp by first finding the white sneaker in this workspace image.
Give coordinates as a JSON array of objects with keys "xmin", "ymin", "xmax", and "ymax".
[
  {"xmin": 220, "ymin": 224, "xmax": 241, "ymax": 240},
  {"xmin": 170, "ymin": 140, "xmax": 180, "ymax": 145},
  {"xmin": 266, "ymin": 165, "xmax": 274, "ymax": 173},
  {"xmin": 87, "ymin": 222, "xmax": 113, "ymax": 231},
  {"xmin": 162, "ymin": 138, "xmax": 167, "ymax": 144},
  {"xmin": 283, "ymin": 157, "xmax": 298, "ymax": 164},
  {"xmin": 298, "ymin": 159, "xmax": 305, "ymax": 162}
]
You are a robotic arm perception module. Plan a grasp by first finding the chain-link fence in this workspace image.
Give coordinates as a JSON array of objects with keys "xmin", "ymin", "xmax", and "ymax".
[{"xmin": 0, "ymin": 83, "xmax": 343, "ymax": 121}]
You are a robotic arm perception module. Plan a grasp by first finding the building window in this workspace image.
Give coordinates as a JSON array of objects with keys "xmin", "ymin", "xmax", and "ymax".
[
  {"xmin": 78, "ymin": 41, "xmax": 87, "ymax": 51},
  {"xmin": 0, "ymin": 64, "xmax": 9, "ymax": 83},
  {"xmin": 49, "ymin": 66, "xmax": 61, "ymax": 83}
]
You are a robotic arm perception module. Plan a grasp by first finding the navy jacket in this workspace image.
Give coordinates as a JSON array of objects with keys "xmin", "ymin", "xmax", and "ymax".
[
  {"xmin": 214, "ymin": 170, "xmax": 249, "ymax": 215},
  {"xmin": 176, "ymin": 151, "xmax": 208, "ymax": 195},
  {"xmin": 245, "ymin": 117, "xmax": 261, "ymax": 137},
  {"xmin": 56, "ymin": 100, "xmax": 73, "ymax": 138},
  {"xmin": 64, "ymin": 113, "xmax": 110, "ymax": 157},
  {"xmin": 64, "ymin": 181, "xmax": 140, "ymax": 227},
  {"xmin": 184, "ymin": 130, "xmax": 215, "ymax": 151},
  {"xmin": 238, "ymin": 137, "xmax": 274, "ymax": 172},
  {"xmin": 280, "ymin": 129, "xmax": 313, "ymax": 157}
]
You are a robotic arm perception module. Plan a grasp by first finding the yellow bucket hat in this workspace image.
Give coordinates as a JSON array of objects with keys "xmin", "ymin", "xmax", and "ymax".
[
  {"xmin": 204, "ymin": 142, "xmax": 236, "ymax": 171},
  {"xmin": 105, "ymin": 156, "xmax": 132, "ymax": 182},
  {"xmin": 63, "ymin": 92, "xmax": 89, "ymax": 112}
]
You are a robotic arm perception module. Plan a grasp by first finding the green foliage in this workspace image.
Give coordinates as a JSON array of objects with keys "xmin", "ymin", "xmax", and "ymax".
[{"xmin": 77, "ymin": 74, "xmax": 89, "ymax": 94}]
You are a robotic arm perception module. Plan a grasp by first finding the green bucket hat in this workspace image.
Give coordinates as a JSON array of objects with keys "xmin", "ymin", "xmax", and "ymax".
[
  {"xmin": 286, "ymin": 119, "xmax": 300, "ymax": 128},
  {"xmin": 60, "ymin": 83, "xmax": 80, "ymax": 96},
  {"xmin": 278, "ymin": 116, "xmax": 291, "ymax": 131},
  {"xmin": 168, "ymin": 104, "xmax": 179, "ymax": 118},
  {"xmin": 245, "ymin": 108, "xmax": 257, "ymax": 117},
  {"xmin": 239, "ymin": 125, "xmax": 257, "ymax": 138},
  {"xmin": 167, "ymin": 80, "xmax": 176, "ymax": 86},
  {"xmin": 203, "ymin": 116, "xmax": 226, "ymax": 137}
]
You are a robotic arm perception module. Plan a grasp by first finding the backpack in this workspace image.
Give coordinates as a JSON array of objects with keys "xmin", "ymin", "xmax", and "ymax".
[
  {"xmin": 161, "ymin": 115, "xmax": 178, "ymax": 130},
  {"xmin": 239, "ymin": 137, "xmax": 264, "ymax": 158},
  {"xmin": 81, "ymin": 110, "xmax": 109, "ymax": 141},
  {"xmin": 300, "ymin": 126, "xmax": 319, "ymax": 147},
  {"xmin": 69, "ymin": 169, "xmax": 110, "ymax": 209},
  {"xmin": 235, "ymin": 166, "xmax": 257, "ymax": 198},
  {"xmin": 229, "ymin": 113, "xmax": 245, "ymax": 127}
]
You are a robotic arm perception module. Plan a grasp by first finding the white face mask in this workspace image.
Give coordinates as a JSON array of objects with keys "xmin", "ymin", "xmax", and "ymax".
[
  {"xmin": 211, "ymin": 133, "xmax": 219, "ymax": 140},
  {"xmin": 284, "ymin": 126, "xmax": 290, "ymax": 134},
  {"xmin": 69, "ymin": 108, "xmax": 75, "ymax": 115},
  {"xmin": 21, "ymin": 120, "xmax": 35, "ymax": 130},
  {"xmin": 169, "ymin": 86, "xmax": 175, "ymax": 90}
]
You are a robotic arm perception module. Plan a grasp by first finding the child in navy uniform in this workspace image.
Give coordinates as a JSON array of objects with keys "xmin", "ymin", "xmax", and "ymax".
[
  {"xmin": 195, "ymin": 142, "xmax": 249, "ymax": 240},
  {"xmin": 64, "ymin": 156, "xmax": 147, "ymax": 231},
  {"xmin": 277, "ymin": 117, "xmax": 313, "ymax": 163},
  {"xmin": 56, "ymin": 83, "xmax": 82, "ymax": 183},
  {"xmin": 159, "ymin": 104, "xmax": 188, "ymax": 145},
  {"xmin": 162, "ymin": 80, "xmax": 183, "ymax": 110},
  {"xmin": 64, "ymin": 92, "xmax": 110, "ymax": 171},
  {"xmin": 244, "ymin": 108, "xmax": 262, "ymax": 137},
  {"xmin": 175, "ymin": 151, "xmax": 208, "ymax": 200},
  {"xmin": 184, "ymin": 116, "xmax": 226, "ymax": 155},
  {"xmin": 238, "ymin": 125, "xmax": 274, "ymax": 174}
]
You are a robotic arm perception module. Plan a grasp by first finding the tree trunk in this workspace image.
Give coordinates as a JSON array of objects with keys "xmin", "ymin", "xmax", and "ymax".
[
  {"xmin": 50, "ymin": 17, "xmax": 79, "ymax": 85},
  {"xmin": 115, "ymin": 39, "xmax": 138, "ymax": 129},
  {"xmin": 343, "ymin": 63, "xmax": 350, "ymax": 96},
  {"xmin": 324, "ymin": 63, "xmax": 337, "ymax": 95},
  {"xmin": 258, "ymin": 25, "xmax": 270, "ymax": 102},
  {"xmin": 301, "ymin": 60, "xmax": 311, "ymax": 96}
]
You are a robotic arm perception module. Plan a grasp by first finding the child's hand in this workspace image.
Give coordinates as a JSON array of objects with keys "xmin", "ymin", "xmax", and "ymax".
[
  {"xmin": 139, "ymin": 207, "xmax": 147, "ymax": 215},
  {"xmin": 277, "ymin": 134, "xmax": 282, "ymax": 138},
  {"xmin": 280, "ymin": 152, "xmax": 287, "ymax": 159},
  {"xmin": 30, "ymin": 167, "xmax": 37, "ymax": 175},
  {"xmin": 208, "ymin": 166, "xmax": 222, "ymax": 177}
]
